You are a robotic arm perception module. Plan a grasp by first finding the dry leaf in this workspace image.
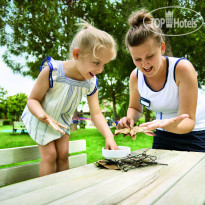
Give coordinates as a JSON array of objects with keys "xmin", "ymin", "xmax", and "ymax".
[{"xmin": 114, "ymin": 126, "xmax": 147, "ymax": 140}]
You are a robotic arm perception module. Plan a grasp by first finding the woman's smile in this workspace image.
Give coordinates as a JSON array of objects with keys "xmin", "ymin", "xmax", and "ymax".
[{"xmin": 143, "ymin": 66, "xmax": 153, "ymax": 72}]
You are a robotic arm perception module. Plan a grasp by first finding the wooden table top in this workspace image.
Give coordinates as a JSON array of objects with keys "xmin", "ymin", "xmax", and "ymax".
[{"xmin": 0, "ymin": 148, "xmax": 205, "ymax": 205}]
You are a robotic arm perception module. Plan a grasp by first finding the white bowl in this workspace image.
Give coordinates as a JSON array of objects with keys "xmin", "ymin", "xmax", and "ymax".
[{"xmin": 102, "ymin": 146, "xmax": 131, "ymax": 159}]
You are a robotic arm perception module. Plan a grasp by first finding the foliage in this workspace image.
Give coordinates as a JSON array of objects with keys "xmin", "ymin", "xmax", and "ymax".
[
  {"xmin": 0, "ymin": 0, "xmax": 134, "ymax": 121},
  {"xmin": 0, "ymin": 0, "xmax": 204, "ymax": 121},
  {"xmin": 169, "ymin": 1, "xmax": 205, "ymax": 86},
  {"xmin": 3, "ymin": 119, "xmax": 11, "ymax": 125},
  {"xmin": 0, "ymin": 87, "xmax": 8, "ymax": 119},
  {"xmin": 6, "ymin": 93, "xmax": 27, "ymax": 121}
]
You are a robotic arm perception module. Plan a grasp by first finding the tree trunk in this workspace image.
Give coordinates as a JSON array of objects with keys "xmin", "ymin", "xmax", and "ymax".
[
  {"xmin": 145, "ymin": 109, "xmax": 151, "ymax": 122},
  {"xmin": 71, "ymin": 108, "xmax": 78, "ymax": 132},
  {"xmin": 164, "ymin": 36, "xmax": 173, "ymax": 57},
  {"xmin": 70, "ymin": 123, "xmax": 78, "ymax": 132},
  {"xmin": 112, "ymin": 90, "xmax": 118, "ymax": 121}
]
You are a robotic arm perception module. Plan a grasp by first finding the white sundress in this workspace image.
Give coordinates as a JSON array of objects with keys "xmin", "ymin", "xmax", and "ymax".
[{"xmin": 21, "ymin": 56, "xmax": 98, "ymax": 145}]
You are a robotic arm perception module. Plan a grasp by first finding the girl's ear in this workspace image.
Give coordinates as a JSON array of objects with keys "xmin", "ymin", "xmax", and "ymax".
[
  {"xmin": 161, "ymin": 41, "xmax": 165, "ymax": 55},
  {"xmin": 72, "ymin": 48, "xmax": 80, "ymax": 60}
]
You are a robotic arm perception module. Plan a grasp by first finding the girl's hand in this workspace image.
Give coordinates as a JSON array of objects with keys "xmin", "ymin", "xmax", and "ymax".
[
  {"xmin": 39, "ymin": 115, "xmax": 67, "ymax": 135},
  {"xmin": 105, "ymin": 138, "xmax": 118, "ymax": 150},
  {"xmin": 139, "ymin": 114, "xmax": 189, "ymax": 132},
  {"xmin": 117, "ymin": 117, "xmax": 135, "ymax": 129}
]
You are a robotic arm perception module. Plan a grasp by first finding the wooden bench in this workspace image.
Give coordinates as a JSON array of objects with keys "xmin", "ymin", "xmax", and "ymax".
[
  {"xmin": 0, "ymin": 140, "xmax": 87, "ymax": 186},
  {"xmin": 13, "ymin": 121, "xmax": 27, "ymax": 133}
]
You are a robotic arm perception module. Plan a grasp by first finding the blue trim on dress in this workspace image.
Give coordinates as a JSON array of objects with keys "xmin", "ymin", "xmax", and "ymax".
[
  {"xmin": 160, "ymin": 112, "xmax": 163, "ymax": 120},
  {"xmin": 143, "ymin": 56, "xmax": 169, "ymax": 92},
  {"xmin": 136, "ymin": 68, "xmax": 139, "ymax": 79},
  {"xmin": 87, "ymin": 77, "xmax": 98, "ymax": 96},
  {"xmin": 40, "ymin": 56, "xmax": 54, "ymax": 88},
  {"xmin": 173, "ymin": 58, "xmax": 187, "ymax": 82}
]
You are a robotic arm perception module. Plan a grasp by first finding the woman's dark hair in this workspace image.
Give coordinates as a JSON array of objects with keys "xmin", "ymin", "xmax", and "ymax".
[{"xmin": 125, "ymin": 9, "xmax": 164, "ymax": 47}]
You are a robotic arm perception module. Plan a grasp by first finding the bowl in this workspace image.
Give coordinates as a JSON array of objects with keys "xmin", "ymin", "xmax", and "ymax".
[{"xmin": 102, "ymin": 146, "xmax": 131, "ymax": 159}]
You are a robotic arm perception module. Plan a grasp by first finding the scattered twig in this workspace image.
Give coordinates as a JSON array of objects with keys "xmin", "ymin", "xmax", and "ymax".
[{"xmin": 96, "ymin": 148, "xmax": 168, "ymax": 172}]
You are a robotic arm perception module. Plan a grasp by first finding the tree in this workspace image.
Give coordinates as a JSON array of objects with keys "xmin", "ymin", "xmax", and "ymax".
[
  {"xmin": 95, "ymin": 1, "xmax": 139, "ymax": 120},
  {"xmin": 169, "ymin": 0, "xmax": 205, "ymax": 86},
  {"xmin": 0, "ymin": 87, "xmax": 8, "ymax": 119},
  {"xmin": 6, "ymin": 93, "xmax": 27, "ymax": 121},
  {"xmin": 1, "ymin": 0, "xmax": 136, "ymax": 120},
  {"xmin": 1, "ymin": 0, "xmax": 204, "ymax": 122}
]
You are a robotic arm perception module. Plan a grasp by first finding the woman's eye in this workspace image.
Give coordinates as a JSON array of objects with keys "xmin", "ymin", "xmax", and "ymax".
[
  {"xmin": 135, "ymin": 59, "xmax": 141, "ymax": 62},
  {"xmin": 93, "ymin": 62, "xmax": 100, "ymax": 65},
  {"xmin": 147, "ymin": 55, "xmax": 153, "ymax": 59}
]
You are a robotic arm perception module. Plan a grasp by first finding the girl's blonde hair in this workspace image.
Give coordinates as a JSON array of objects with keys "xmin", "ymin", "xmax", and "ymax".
[
  {"xmin": 69, "ymin": 19, "xmax": 117, "ymax": 59},
  {"xmin": 125, "ymin": 9, "xmax": 164, "ymax": 47}
]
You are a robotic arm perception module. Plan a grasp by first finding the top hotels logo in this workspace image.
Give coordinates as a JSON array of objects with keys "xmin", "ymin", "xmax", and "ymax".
[{"xmin": 144, "ymin": 6, "xmax": 204, "ymax": 36}]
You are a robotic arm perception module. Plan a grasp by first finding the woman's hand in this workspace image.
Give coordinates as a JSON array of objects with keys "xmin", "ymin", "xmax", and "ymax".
[
  {"xmin": 39, "ymin": 115, "xmax": 67, "ymax": 135},
  {"xmin": 105, "ymin": 138, "xmax": 118, "ymax": 150},
  {"xmin": 117, "ymin": 117, "xmax": 135, "ymax": 129},
  {"xmin": 139, "ymin": 114, "xmax": 189, "ymax": 132}
]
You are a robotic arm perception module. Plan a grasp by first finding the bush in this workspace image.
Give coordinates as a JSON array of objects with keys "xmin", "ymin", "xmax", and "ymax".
[
  {"xmin": 79, "ymin": 120, "xmax": 86, "ymax": 129},
  {"xmin": 3, "ymin": 119, "xmax": 12, "ymax": 125}
]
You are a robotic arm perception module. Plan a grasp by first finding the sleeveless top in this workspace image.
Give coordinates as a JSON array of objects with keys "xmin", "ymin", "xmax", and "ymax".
[
  {"xmin": 21, "ymin": 56, "xmax": 98, "ymax": 145},
  {"xmin": 137, "ymin": 56, "xmax": 205, "ymax": 131}
]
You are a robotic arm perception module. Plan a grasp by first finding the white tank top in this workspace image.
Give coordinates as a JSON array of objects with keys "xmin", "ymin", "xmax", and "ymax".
[{"xmin": 137, "ymin": 56, "xmax": 205, "ymax": 131}]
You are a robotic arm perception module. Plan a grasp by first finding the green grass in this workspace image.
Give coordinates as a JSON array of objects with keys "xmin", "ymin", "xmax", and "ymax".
[
  {"xmin": 0, "ymin": 125, "xmax": 153, "ymax": 164},
  {"xmin": 70, "ymin": 128, "xmax": 153, "ymax": 163}
]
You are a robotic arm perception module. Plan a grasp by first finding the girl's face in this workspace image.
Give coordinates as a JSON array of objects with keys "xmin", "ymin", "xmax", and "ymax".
[
  {"xmin": 76, "ymin": 47, "xmax": 114, "ymax": 80},
  {"xmin": 129, "ymin": 38, "xmax": 165, "ymax": 78}
]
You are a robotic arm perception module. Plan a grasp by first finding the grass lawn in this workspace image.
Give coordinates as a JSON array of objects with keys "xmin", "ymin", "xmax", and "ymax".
[{"xmin": 0, "ymin": 125, "xmax": 153, "ymax": 164}]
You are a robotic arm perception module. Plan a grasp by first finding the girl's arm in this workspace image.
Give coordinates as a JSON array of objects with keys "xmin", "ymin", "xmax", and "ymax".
[
  {"xmin": 140, "ymin": 60, "xmax": 197, "ymax": 134},
  {"xmin": 87, "ymin": 90, "xmax": 118, "ymax": 150},
  {"xmin": 27, "ymin": 66, "xmax": 66, "ymax": 134},
  {"xmin": 118, "ymin": 69, "xmax": 143, "ymax": 128}
]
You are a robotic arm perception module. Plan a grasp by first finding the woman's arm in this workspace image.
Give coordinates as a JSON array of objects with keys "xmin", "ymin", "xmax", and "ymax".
[
  {"xmin": 140, "ymin": 60, "xmax": 198, "ymax": 134},
  {"xmin": 87, "ymin": 90, "xmax": 118, "ymax": 150},
  {"xmin": 27, "ymin": 66, "xmax": 66, "ymax": 134},
  {"xmin": 118, "ymin": 69, "xmax": 143, "ymax": 128},
  {"xmin": 172, "ymin": 59, "xmax": 197, "ymax": 133}
]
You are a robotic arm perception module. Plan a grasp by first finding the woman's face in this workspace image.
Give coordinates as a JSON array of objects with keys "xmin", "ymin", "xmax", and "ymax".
[{"xmin": 129, "ymin": 38, "xmax": 165, "ymax": 78}]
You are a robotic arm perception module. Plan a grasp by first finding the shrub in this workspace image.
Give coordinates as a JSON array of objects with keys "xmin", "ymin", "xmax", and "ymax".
[{"xmin": 3, "ymin": 119, "xmax": 11, "ymax": 125}]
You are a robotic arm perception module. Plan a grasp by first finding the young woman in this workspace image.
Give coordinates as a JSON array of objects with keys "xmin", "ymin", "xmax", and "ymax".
[{"xmin": 118, "ymin": 9, "xmax": 205, "ymax": 152}]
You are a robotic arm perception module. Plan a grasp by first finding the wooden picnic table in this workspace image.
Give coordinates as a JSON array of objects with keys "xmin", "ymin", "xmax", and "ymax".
[{"xmin": 0, "ymin": 148, "xmax": 205, "ymax": 205}]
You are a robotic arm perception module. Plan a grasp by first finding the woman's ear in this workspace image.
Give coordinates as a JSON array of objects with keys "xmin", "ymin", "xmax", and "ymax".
[
  {"xmin": 161, "ymin": 41, "xmax": 165, "ymax": 55},
  {"xmin": 72, "ymin": 48, "xmax": 80, "ymax": 60}
]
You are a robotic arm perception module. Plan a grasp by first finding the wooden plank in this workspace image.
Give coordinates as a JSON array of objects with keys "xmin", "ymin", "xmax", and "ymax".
[
  {"xmin": 69, "ymin": 140, "xmax": 86, "ymax": 154},
  {"xmin": 0, "ymin": 149, "xmax": 182, "ymax": 204},
  {"xmin": 0, "ymin": 146, "xmax": 40, "ymax": 166},
  {"xmin": 0, "ymin": 150, "xmax": 159, "ymax": 202},
  {"xmin": 118, "ymin": 151, "xmax": 205, "ymax": 205},
  {"xmin": 0, "ymin": 140, "xmax": 86, "ymax": 165},
  {"xmin": 0, "ymin": 154, "xmax": 87, "ymax": 187},
  {"xmin": 48, "ymin": 150, "xmax": 186, "ymax": 205},
  {"xmin": 0, "ymin": 163, "xmax": 40, "ymax": 187},
  {"xmin": 0, "ymin": 163, "xmax": 96, "ymax": 200},
  {"xmin": 155, "ymin": 156, "xmax": 205, "ymax": 205},
  {"xmin": 69, "ymin": 153, "xmax": 87, "ymax": 169},
  {"xmin": 0, "ymin": 164, "xmax": 122, "ymax": 204}
]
